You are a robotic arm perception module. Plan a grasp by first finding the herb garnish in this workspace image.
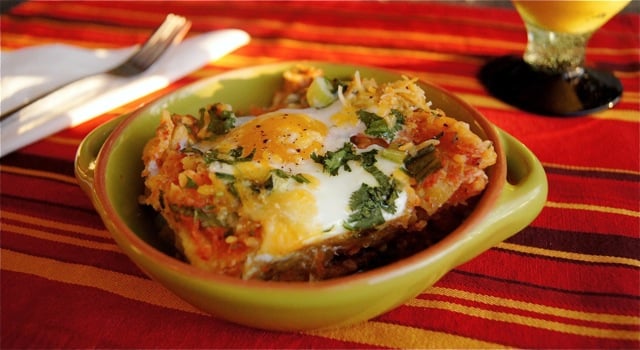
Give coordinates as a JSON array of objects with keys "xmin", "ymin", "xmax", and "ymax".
[
  {"xmin": 264, "ymin": 169, "xmax": 310, "ymax": 190},
  {"xmin": 358, "ymin": 109, "xmax": 405, "ymax": 141},
  {"xmin": 200, "ymin": 104, "xmax": 237, "ymax": 136},
  {"xmin": 311, "ymin": 142, "xmax": 360, "ymax": 176},
  {"xmin": 403, "ymin": 144, "xmax": 441, "ymax": 182},
  {"xmin": 214, "ymin": 172, "xmax": 236, "ymax": 181},
  {"xmin": 344, "ymin": 149, "xmax": 400, "ymax": 231},
  {"xmin": 204, "ymin": 147, "xmax": 256, "ymax": 164},
  {"xmin": 185, "ymin": 176, "xmax": 198, "ymax": 189},
  {"xmin": 169, "ymin": 204, "xmax": 224, "ymax": 228},
  {"xmin": 270, "ymin": 169, "xmax": 310, "ymax": 184}
]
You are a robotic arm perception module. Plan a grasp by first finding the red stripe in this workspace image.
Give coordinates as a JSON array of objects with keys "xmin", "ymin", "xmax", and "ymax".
[
  {"xmin": 2, "ymin": 215, "xmax": 111, "ymax": 244},
  {"xmin": 1, "ymin": 17, "xmax": 154, "ymax": 45},
  {"xmin": 507, "ymin": 226, "xmax": 639, "ymax": 261},
  {"xmin": 456, "ymin": 249, "xmax": 640, "ymax": 297},
  {"xmin": 376, "ymin": 303, "xmax": 639, "ymax": 349},
  {"xmin": 486, "ymin": 117, "xmax": 640, "ymax": 172},
  {"xmin": 1, "ymin": 192, "xmax": 99, "ymax": 227},
  {"xmin": 0, "ymin": 271, "xmax": 377, "ymax": 349},
  {"xmin": 2, "ymin": 232, "xmax": 143, "ymax": 278},
  {"xmin": 0, "ymin": 172, "xmax": 89, "ymax": 208},
  {"xmin": 439, "ymin": 270, "xmax": 640, "ymax": 316},
  {"xmin": 546, "ymin": 173, "xmax": 640, "ymax": 213},
  {"xmin": 422, "ymin": 291, "xmax": 638, "ymax": 331},
  {"xmin": 534, "ymin": 206, "xmax": 638, "ymax": 238}
]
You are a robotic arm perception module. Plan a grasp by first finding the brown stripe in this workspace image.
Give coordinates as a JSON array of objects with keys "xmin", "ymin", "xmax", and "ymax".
[
  {"xmin": 450, "ymin": 269, "xmax": 640, "ymax": 301},
  {"xmin": 1, "ymin": 153, "xmax": 76, "ymax": 178},
  {"xmin": 2, "ymin": 193, "xmax": 98, "ymax": 215},
  {"xmin": 506, "ymin": 227, "xmax": 640, "ymax": 262},
  {"xmin": 544, "ymin": 164, "xmax": 640, "ymax": 182},
  {"xmin": 2, "ymin": 232, "xmax": 144, "ymax": 277}
]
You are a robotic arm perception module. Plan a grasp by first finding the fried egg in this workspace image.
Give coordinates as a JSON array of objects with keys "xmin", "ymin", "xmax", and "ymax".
[
  {"xmin": 204, "ymin": 100, "xmax": 410, "ymax": 260},
  {"xmin": 140, "ymin": 67, "xmax": 496, "ymax": 281}
]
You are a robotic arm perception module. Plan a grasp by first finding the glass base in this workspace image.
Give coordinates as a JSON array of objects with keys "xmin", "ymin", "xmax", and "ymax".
[{"xmin": 479, "ymin": 55, "xmax": 623, "ymax": 116}]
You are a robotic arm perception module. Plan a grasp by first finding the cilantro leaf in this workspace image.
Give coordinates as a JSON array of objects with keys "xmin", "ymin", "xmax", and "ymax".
[
  {"xmin": 311, "ymin": 142, "xmax": 360, "ymax": 176},
  {"xmin": 185, "ymin": 176, "xmax": 198, "ymax": 189},
  {"xmin": 344, "ymin": 180, "xmax": 399, "ymax": 231},
  {"xmin": 344, "ymin": 183, "xmax": 386, "ymax": 230},
  {"xmin": 270, "ymin": 169, "xmax": 309, "ymax": 183},
  {"xmin": 344, "ymin": 149, "xmax": 400, "ymax": 231},
  {"xmin": 358, "ymin": 109, "xmax": 405, "ymax": 141},
  {"xmin": 201, "ymin": 104, "xmax": 237, "ymax": 136},
  {"xmin": 169, "ymin": 204, "xmax": 224, "ymax": 228},
  {"xmin": 204, "ymin": 147, "xmax": 255, "ymax": 164}
]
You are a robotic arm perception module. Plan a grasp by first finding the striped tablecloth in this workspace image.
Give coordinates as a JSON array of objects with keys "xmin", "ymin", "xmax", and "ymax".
[{"xmin": 2, "ymin": 1, "xmax": 638, "ymax": 348}]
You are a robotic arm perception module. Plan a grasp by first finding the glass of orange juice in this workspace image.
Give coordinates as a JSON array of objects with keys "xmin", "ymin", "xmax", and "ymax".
[{"xmin": 479, "ymin": 0, "xmax": 631, "ymax": 116}]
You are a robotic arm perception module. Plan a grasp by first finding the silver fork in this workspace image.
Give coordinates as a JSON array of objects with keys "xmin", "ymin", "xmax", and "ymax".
[{"xmin": 0, "ymin": 13, "xmax": 191, "ymax": 121}]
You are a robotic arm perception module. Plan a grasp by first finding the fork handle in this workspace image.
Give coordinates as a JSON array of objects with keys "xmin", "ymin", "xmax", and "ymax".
[{"xmin": 0, "ymin": 73, "xmax": 94, "ymax": 122}]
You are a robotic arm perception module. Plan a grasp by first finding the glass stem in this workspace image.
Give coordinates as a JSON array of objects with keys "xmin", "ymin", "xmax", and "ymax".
[{"xmin": 523, "ymin": 22, "xmax": 593, "ymax": 78}]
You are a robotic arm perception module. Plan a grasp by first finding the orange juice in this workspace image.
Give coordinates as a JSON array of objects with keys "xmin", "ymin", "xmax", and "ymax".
[{"xmin": 512, "ymin": 0, "xmax": 631, "ymax": 34}]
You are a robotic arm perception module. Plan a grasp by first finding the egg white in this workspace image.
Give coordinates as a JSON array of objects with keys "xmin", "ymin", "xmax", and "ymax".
[{"xmin": 207, "ymin": 100, "xmax": 409, "ymax": 259}]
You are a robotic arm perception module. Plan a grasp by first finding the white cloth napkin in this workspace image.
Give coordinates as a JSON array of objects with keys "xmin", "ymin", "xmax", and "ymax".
[{"xmin": 0, "ymin": 29, "xmax": 250, "ymax": 157}]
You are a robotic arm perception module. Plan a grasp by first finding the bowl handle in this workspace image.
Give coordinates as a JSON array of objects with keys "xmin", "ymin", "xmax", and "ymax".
[
  {"xmin": 442, "ymin": 128, "xmax": 548, "ymax": 268},
  {"xmin": 74, "ymin": 116, "xmax": 126, "ymax": 203},
  {"xmin": 494, "ymin": 127, "xmax": 548, "ymax": 231}
]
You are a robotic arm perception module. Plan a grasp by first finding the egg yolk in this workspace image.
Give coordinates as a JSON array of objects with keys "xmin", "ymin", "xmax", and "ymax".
[
  {"xmin": 222, "ymin": 112, "xmax": 328, "ymax": 165},
  {"xmin": 252, "ymin": 189, "xmax": 320, "ymax": 257},
  {"xmin": 330, "ymin": 105, "xmax": 358, "ymax": 127}
]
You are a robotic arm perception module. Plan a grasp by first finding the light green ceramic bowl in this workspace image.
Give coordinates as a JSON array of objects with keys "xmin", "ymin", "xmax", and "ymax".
[{"xmin": 75, "ymin": 61, "xmax": 547, "ymax": 331}]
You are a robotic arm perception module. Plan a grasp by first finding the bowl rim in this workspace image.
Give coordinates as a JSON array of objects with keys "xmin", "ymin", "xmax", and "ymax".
[{"xmin": 93, "ymin": 60, "xmax": 507, "ymax": 291}]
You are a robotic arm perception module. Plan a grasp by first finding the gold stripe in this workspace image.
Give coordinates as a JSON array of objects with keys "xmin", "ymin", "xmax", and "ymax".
[
  {"xmin": 622, "ymin": 90, "xmax": 640, "ymax": 99},
  {"xmin": 3, "ymin": 248, "xmax": 506, "ymax": 347},
  {"xmin": 1, "ymin": 33, "xmax": 120, "ymax": 49},
  {"xmin": 546, "ymin": 201, "xmax": 640, "ymax": 218},
  {"xmin": 0, "ymin": 165, "xmax": 77, "ymax": 185},
  {"xmin": 2, "ymin": 211, "xmax": 109, "ymax": 238},
  {"xmin": 288, "ymin": 21, "xmax": 524, "ymax": 52},
  {"xmin": 406, "ymin": 71, "xmax": 484, "ymax": 90},
  {"xmin": 3, "ymin": 223, "xmax": 120, "ymax": 253},
  {"xmin": 425, "ymin": 287, "xmax": 640, "ymax": 326},
  {"xmin": 498, "ymin": 242, "xmax": 640, "ymax": 268},
  {"xmin": 542, "ymin": 162, "xmax": 640, "ymax": 176},
  {"xmin": 454, "ymin": 93, "xmax": 518, "ymax": 111},
  {"xmin": 213, "ymin": 55, "xmax": 281, "ymax": 68},
  {"xmin": 308, "ymin": 320, "xmax": 508, "ymax": 349},
  {"xmin": 211, "ymin": 57, "xmax": 485, "ymax": 91},
  {"xmin": 2, "ymin": 248, "xmax": 203, "ymax": 314},
  {"xmin": 407, "ymin": 298, "xmax": 639, "ymax": 341},
  {"xmin": 456, "ymin": 92, "xmax": 639, "ymax": 122},
  {"xmin": 595, "ymin": 108, "xmax": 640, "ymax": 122},
  {"xmin": 257, "ymin": 37, "xmax": 485, "ymax": 64}
]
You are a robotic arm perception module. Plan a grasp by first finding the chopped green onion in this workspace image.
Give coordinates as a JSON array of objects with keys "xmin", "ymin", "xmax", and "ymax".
[
  {"xmin": 380, "ymin": 148, "xmax": 406, "ymax": 164},
  {"xmin": 306, "ymin": 77, "xmax": 337, "ymax": 108}
]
